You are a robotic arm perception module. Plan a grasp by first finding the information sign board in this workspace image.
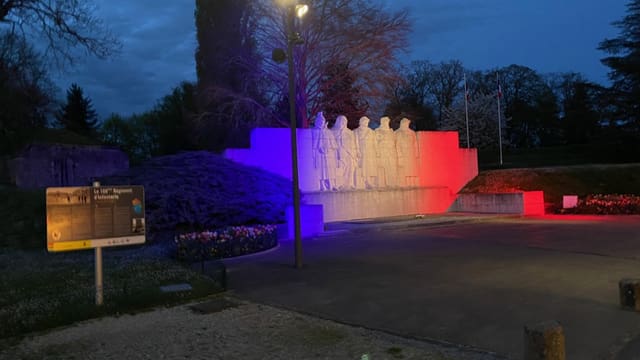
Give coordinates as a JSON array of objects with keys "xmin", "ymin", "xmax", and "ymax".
[{"xmin": 46, "ymin": 186, "xmax": 145, "ymax": 252}]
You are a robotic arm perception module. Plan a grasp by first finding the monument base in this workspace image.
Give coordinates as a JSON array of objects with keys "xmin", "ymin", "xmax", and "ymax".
[
  {"xmin": 302, "ymin": 186, "xmax": 453, "ymax": 222},
  {"xmin": 286, "ymin": 204, "xmax": 324, "ymax": 239}
]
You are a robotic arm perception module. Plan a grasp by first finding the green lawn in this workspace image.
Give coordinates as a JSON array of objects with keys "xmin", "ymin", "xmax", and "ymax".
[
  {"xmin": 0, "ymin": 247, "xmax": 223, "ymax": 340},
  {"xmin": 462, "ymin": 163, "xmax": 640, "ymax": 210},
  {"xmin": 0, "ymin": 186, "xmax": 45, "ymax": 249},
  {"xmin": 0, "ymin": 186, "xmax": 224, "ymax": 340},
  {"xmin": 478, "ymin": 139, "xmax": 640, "ymax": 170}
]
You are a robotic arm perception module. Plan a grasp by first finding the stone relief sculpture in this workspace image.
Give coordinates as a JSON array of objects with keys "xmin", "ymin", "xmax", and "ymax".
[
  {"xmin": 332, "ymin": 115, "xmax": 358, "ymax": 190},
  {"xmin": 375, "ymin": 116, "xmax": 398, "ymax": 188},
  {"xmin": 311, "ymin": 112, "xmax": 338, "ymax": 191},
  {"xmin": 310, "ymin": 115, "xmax": 323, "ymax": 191},
  {"xmin": 395, "ymin": 118, "xmax": 420, "ymax": 187},
  {"xmin": 309, "ymin": 113, "xmax": 421, "ymax": 192},
  {"xmin": 354, "ymin": 116, "xmax": 379, "ymax": 189}
]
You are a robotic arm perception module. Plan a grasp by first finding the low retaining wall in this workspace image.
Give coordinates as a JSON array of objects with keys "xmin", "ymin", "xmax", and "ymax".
[
  {"xmin": 448, "ymin": 191, "xmax": 545, "ymax": 215},
  {"xmin": 9, "ymin": 144, "xmax": 129, "ymax": 188},
  {"xmin": 303, "ymin": 186, "xmax": 454, "ymax": 222}
]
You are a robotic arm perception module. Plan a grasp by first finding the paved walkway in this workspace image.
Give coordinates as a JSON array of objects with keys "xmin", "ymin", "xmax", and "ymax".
[
  {"xmin": 224, "ymin": 215, "xmax": 640, "ymax": 359},
  {"xmin": 323, "ymin": 213, "xmax": 516, "ymax": 233}
]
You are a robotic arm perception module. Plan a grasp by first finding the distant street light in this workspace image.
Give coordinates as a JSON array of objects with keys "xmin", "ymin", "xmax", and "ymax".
[{"xmin": 274, "ymin": 0, "xmax": 308, "ymax": 269}]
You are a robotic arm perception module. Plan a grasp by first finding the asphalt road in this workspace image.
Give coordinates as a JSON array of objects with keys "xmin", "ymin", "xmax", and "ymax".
[{"xmin": 224, "ymin": 215, "xmax": 640, "ymax": 359}]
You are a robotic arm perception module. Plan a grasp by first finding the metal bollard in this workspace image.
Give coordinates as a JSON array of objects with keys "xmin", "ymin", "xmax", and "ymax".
[
  {"xmin": 619, "ymin": 278, "xmax": 640, "ymax": 311},
  {"xmin": 524, "ymin": 320, "xmax": 565, "ymax": 360}
]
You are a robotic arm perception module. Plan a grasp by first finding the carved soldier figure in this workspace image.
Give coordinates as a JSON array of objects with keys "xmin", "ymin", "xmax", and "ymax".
[
  {"xmin": 354, "ymin": 116, "xmax": 379, "ymax": 189},
  {"xmin": 332, "ymin": 115, "xmax": 358, "ymax": 190},
  {"xmin": 310, "ymin": 113, "xmax": 323, "ymax": 191},
  {"xmin": 395, "ymin": 117, "xmax": 420, "ymax": 187},
  {"xmin": 311, "ymin": 112, "xmax": 338, "ymax": 191},
  {"xmin": 376, "ymin": 116, "xmax": 398, "ymax": 188}
]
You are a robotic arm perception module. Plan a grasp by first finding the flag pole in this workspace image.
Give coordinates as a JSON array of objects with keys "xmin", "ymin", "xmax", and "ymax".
[
  {"xmin": 464, "ymin": 73, "xmax": 470, "ymax": 148},
  {"xmin": 496, "ymin": 72, "xmax": 503, "ymax": 166}
]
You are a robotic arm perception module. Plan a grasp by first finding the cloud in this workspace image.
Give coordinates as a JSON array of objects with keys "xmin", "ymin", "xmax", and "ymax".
[
  {"xmin": 392, "ymin": 0, "xmax": 503, "ymax": 38},
  {"xmin": 53, "ymin": 0, "xmax": 197, "ymax": 119},
  {"xmin": 389, "ymin": 0, "xmax": 623, "ymax": 84},
  {"xmin": 48, "ymin": 0, "xmax": 625, "ymax": 119},
  {"xmin": 385, "ymin": 0, "xmax": 506, "ymax": 65}
]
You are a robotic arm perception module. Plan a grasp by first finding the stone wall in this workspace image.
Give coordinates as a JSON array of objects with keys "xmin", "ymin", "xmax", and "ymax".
[
  {"xmin": 302, "ymin": 186, "xmax": 453, "ymax": 222},
  {"xmin": 224, "ymin": 128, "xmax": 478, "ymax": 221},
  {"xmin": 448, "ymin": 191, "xmax": 545, "ymax": 215},
  {"xmin": 224, "ymin": 128, "xmax": 478, "ymax": 194},
  {"xmin": 8, "ymin": 144, "xmax": 129, "ymax": 188}
]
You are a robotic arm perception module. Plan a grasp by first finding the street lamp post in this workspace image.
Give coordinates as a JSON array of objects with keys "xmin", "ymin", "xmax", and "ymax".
[{"xmin": 283, "ymin": 3, "xmax": 307, "ymax": 269}]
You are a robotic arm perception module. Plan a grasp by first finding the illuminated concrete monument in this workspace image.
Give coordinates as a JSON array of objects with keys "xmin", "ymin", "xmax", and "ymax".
[
  {"xmin": 354, "ymin": 116, "xmax": 378, "ymax": 189},
  {"xmin": 376, "ymin": 116, "xmax": 398, "ymax": 188},
  {"xmin": 224, "ymin": 115, "xmax": 478, "ymax": 222},
  {"xmin": 333, "ymin": 115, "xmax": 358, "ymax": 190},
  {"xmin": 311, "ymin": 112, "xmax": 338, "ymax": 191},
  {"xmin": 396, "ymin": 117, "xmax": 420, "ymax": 187}
]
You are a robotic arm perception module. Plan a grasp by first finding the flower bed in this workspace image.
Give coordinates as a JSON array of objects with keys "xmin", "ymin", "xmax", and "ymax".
[
  {"xmin": 562, "ymin": 194, "xmax": 640, "ymax": 215},
  {"xmin": 175, "ymin": 224, "xmax": 278, "ymax": 262}
]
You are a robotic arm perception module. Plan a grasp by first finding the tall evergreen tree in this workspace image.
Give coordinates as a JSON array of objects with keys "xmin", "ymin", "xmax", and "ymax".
[
  {"xmin": 194, "ymin": 0, "xmax": 269, "ymax": 150},
  {"xmin": 56, "ymin": 83, "xmax": 98, "ymax": 137},
  {"xmin": 598, "ymin": 0, "xmax": 640, "ymax": 130},
  {"xmin": 195, "ymin": 0, "xmax": 258, "ymax": 94}
]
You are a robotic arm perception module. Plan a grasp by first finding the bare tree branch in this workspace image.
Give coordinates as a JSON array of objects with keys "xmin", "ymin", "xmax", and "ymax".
[
  {"xmin": 254, "ymin": 0, "xmax": 410, "ymax": 127},
  {"xmin": 1, "ymin": 0, "xmax": 120, "ymax": 68}
]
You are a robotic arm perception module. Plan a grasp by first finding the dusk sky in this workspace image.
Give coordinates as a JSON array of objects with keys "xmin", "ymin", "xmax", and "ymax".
[{"xmin": 53, "ymin": 0, "xmax": 628, "ymax": 119}]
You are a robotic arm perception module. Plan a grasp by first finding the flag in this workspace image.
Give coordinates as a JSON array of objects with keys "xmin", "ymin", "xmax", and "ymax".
[
  {"xmin": 464, "ymin": 73, "xmax": 470, "ymax": 102},
  {"xmin": 496, "ymin": 72, "xmax": 503, "ymax": 165},
  {"xmin": 463, "ymin": 73, "xmax": 471, "ymax": 148}
]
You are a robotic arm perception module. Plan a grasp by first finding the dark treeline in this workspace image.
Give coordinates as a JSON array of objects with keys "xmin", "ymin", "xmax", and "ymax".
[
  {"xmin": 387, "ymin": 61, "xmax": 618, "ymax": 151},
  {"xmin": 0, "ymin": 0, "xmax": 118, "ymax": 156},
  {"xmin": 1, "ymin": 0, "xmax": 639, "ymax": 165}
]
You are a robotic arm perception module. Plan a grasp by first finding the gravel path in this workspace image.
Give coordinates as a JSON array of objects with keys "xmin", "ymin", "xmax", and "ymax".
[{"xmin": 0, "ymin": 296, "xmax": 504, "ymax": 360}]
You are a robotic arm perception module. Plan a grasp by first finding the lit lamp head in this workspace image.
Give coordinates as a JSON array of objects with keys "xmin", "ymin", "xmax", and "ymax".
[
  {"xmin": 295, "ymin": 4, "xmax": 308, "ymax": 18},
  {"xmin": 276, "ymin": 0, "xmax": 309, "ymax": 18}
]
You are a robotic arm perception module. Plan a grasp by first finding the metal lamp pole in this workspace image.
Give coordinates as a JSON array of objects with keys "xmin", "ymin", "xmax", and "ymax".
[{"xmin": 286, "ymin": 5, "xmax": 303, "ymax": 269}]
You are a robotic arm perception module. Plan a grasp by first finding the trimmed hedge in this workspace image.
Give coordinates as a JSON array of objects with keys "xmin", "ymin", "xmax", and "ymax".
[{"xmin": 99, "ymin": 151, "xmax": 292, "ymax": 240}]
